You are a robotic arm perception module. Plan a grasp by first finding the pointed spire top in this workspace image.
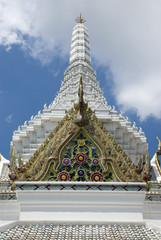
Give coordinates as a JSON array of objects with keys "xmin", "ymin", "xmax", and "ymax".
[
  {"xmin": 75, "ymin": 13, "xmax": 86, "ymax": 23},
  {"xmin": 70, "ymin": 15, "xmax": 91, "ymax": 65}
]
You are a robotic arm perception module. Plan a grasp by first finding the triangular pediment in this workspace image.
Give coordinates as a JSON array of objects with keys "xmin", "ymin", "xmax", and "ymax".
[{"xmin": 13, "ymin": 103, "xmax": 150, "ymax": 182}]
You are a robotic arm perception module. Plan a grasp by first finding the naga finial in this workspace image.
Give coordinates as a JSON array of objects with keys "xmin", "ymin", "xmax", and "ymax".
[
  {"xmin": 78, "ymin": 75, "xmax": 83, "ymax": 103},
  {"xmin": 156, "ymin": 137, "xmax": 161, "ymax": 150},
  {"xmin": 74, "ymin": 75, "xmax": 89, "ymax": 127},
  {"xmin": 75, "ymin": 13, "xmax": 86, "ymax": 24}
]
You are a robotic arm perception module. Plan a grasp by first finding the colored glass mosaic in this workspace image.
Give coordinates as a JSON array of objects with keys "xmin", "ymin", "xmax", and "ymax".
[
  {"xmin": 42, "ymin": 130, "xmax": 119, "ymax": 182},
  {"xmin": 90, "ymin": 172, "xmax": 104, "ymax": 182},
  {"xmin": 62, "ymin": 158, "xmax": 70, "ymax": 166},
  {"xmin": 15, "ymin": 182, "xmax": 146, "ymax": 191},
  {"xmin": 58, "ymin": 171, "xmax": 70, "ymax": 181},
  {"xmin": 75, "ymin": 153, "xmax": 87, "ymax": 165},
  {"xmin": 77, "ymin": 169, "xmax": 85, "ymax": 177},
  {"xmin": 92, "ymin": 158, "xmax": 99, "ymax": 166}
]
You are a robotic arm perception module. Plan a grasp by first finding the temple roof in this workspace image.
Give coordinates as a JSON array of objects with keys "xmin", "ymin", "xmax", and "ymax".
[
  {"xmin": 10, "ymin": 15, "xmax": 148, "ymax": 166},
  {"xmin": 10, "ymin": 83, "xmax": 151, "ymax": 182},
  {"xmin": 1, "ymin": 223, "xmax": 161, "ymax": 240}
]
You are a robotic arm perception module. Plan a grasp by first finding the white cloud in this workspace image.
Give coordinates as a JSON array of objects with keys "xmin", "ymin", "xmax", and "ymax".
[
  {"xmin": 5, "ymin": 114, "xmax": 13, "ymax": 123},
  {"xmin": 0, "ymin": 0, "xmax": 161, "ymax": 120}
]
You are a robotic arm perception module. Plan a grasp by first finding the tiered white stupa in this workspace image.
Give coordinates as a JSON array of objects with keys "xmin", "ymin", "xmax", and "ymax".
[
  {"xmin": 11, "ymin": 14, "xmax": 147, "ymax": 164},
  {"xmin": 1, "ymin": 14, "xmax": 161, "ymax": 237}
]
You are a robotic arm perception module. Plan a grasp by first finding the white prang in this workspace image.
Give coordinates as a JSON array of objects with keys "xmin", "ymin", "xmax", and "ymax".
[{"xmin": 10, "ymin": 21, "xmax": 147, "ymax": 164}]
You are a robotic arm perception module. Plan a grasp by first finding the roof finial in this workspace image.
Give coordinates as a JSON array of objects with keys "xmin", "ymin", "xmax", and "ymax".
[
  {"xmin": 74, "ymin": 75, "xmax": 89, "ymax": 127},
  {"xmin": 75, "ymin": 13, "xmax": 86, "ymax": 23},
  {"xmin": 156, "ymin": 136, "xmax": 161, "ymax": 151},
  {"xmin": 78, "ymin": 75, "xmax": 83, "ymax": 103}
]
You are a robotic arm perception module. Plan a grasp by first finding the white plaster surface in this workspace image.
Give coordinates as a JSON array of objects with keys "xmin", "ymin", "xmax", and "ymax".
[
  {"xmin": 19, "ymin": 212, "xmax": 144, "ymax": 224},
  {"xmin": 15, "ymin": 188, "xmax": 146, "ymax": 225},
  {"xmin": 0, "ymin": 200, "xmax": 20, "ymax": 221}
]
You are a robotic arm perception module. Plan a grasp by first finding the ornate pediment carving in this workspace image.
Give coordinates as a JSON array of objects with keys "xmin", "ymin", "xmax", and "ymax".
[
  {"xmin": 9, "ymin": 77, "xmax": 151, "ymax": 182},
  {"xmin": 11, "ymin": 102, "xmax": 150, "ymax": 182}
]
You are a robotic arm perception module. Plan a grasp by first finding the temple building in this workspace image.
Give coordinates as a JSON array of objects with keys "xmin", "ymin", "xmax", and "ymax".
[{"xmin": 0, "ymin": 14, "xmax": 161, "ymax": 239}]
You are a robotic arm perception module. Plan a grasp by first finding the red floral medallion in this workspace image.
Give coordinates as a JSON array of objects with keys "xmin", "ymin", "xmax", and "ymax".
[
  {"xmin": 90, "ymin": 172, "xmax": 104, "ymax": 182},
  {"xmin": 75, "ymin": 153, "xmax": 87, "ymax": 165},
  {"xmin": 58, "ymin": 171, "xmax": 70, "ymax": 181}
]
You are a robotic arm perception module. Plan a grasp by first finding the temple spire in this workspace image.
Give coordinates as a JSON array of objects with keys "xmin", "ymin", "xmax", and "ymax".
[{"xmin": 69, "ymin": 15, "xmax": 91, "ymax": 65}]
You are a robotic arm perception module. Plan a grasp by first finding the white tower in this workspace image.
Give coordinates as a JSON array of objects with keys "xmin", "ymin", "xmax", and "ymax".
[
  {"xmin": 51, "ymin": 14, "xmax": 108, "ymax": 115},
  {"xmin": 10, "ymin": 15, "xmax": 148, "ymax": 164},
  {"xmin": 70, "ymin": 14, "xmax": 91, "ymax": 65}
]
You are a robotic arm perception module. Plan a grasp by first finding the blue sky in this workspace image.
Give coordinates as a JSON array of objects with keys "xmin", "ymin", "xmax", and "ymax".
[
  {"xmin": 0, "ymin": 0, "xmax": 161, "ymax": 160},
  {"xmin": 0, "ymin": 45, "xmax": 68, "ymax": 158}
]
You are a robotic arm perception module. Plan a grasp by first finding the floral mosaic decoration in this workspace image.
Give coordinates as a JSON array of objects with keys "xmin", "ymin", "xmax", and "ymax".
[{"xmin": 44, "ymin": 130, "xmax": 117, "ymax": 182}]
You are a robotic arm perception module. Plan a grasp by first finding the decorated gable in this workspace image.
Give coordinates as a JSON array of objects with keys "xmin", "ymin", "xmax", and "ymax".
[{"xmin": 9, "ymin": 77, "xmax": 151, "ymax": 183}]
